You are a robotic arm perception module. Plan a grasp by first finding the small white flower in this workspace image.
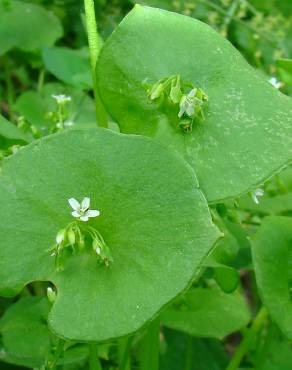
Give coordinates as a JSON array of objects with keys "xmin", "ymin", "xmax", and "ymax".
[
  {"xmin": 252, "ymin": 188, "xmax": 264, "ymax": 205},
  {"xmin": 178, "ymin": 88, "xmax": 197, "ymax": 118},
  {"xmin": 64, "ymin": 119, "xmax": 74, "ymax": 127},
  {"xmin": 68, "ymin": 197, "xmax": 100, "ymax": 222},
  {"xmin": 52, "ymin": 94, "xmax": 72, "ymax": 104},
  {"xmin": 95, "ymin": 246, "xmax": 101, "ymax": 255},
  {"xmin": 269, "ymin": 77, "xmax": 281, "ymax": 89},
  {"xmin": 47, "ymin": 287, "xmax": 56, "ymax": 303}
]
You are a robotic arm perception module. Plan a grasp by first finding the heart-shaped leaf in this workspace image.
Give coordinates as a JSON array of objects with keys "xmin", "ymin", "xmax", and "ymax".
[
  {"xmin": 97, "ymin": 5, "xmax": 292, "ymax": 202},
  {"xmin": 252, "ymin": 216, "xmax": 292, "ymax": 339},
  {"xmin": 0, "ymin": 128, "xmax": 219, "ymax": 341}
]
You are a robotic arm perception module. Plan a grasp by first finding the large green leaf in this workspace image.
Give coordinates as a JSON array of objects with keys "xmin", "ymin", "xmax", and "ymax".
[
  {"xmin": 252, "ymin": 216, "xmax": 292, "ymax": 339},
  {"xmin": 97, "ymin": 6, "xmax": 292, "ymax": 203},
  {"xmin": 0, "ymin": 128, "xmax": 219, "ymax": 341},
  {"xmin": 0, "ymin": 0, "xmax": 63, "ymax": 55},
  {"xmin": 161, "ymin": 285, "xmax": 250, "ymax": 339}
]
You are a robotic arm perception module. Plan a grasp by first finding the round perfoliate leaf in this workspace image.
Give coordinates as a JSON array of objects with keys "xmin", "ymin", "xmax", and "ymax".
[
  {"xmin": 0, "ymin": 128, "xmax": 219, "ymax": 341},
  {"xmin": 252, "ymin": 216, "xmax": 292, "ymax": 340},
  {"xmin": 0, "ymin": 0, "xmax": 63, "ymax": 55},
  {"xmin": 97, "ymin": 5, "xmax": 292, "ymax": 203}
]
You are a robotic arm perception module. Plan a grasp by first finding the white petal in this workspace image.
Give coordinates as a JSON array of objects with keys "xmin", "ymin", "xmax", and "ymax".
[
  {"xmin": 87, "ymin": 210, "xmax": 100, "ymax": 218},
  {"xmin": 252, "ymin": 194, "xmax": 259, "ymax": 204},
  {"xmin": 95, "ymin": 246, "xmax": 101, "ymax": 255},
  {"xmin": 68, "ymin": 198, "xmax": 80, "ymax": 211},
  {"xmin": 255, "ymin": 188, "xmax": 264, "ymax": 197},
  {"xmin": 188, "ymin": 88, "xmax": 196, "ymax": 97},
  {"xmin": 178, "ymin": 107, "xmax": 185, "ymax": 118},
  {"xmin": 81, "ymin": 197, "xmax": 90, "ymax": 210},
  {"xmin": 72, "ymin": 211, "xmax": 81, "ymax": 218},
  {"xmin": 186, "ymin": 105, "xmax": 195, "ymax": 117},
  {"xmin": 80, "ymin": 216, "xmax": 89, "ymax": 222}
]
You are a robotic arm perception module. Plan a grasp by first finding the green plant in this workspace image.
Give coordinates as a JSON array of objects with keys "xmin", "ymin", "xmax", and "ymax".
[{"xmin": 0, "ymin": 1, "xmax": 292, "ymax": 370}]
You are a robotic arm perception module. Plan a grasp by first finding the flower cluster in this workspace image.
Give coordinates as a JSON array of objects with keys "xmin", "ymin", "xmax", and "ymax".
[
  {"xmin": 143, "ymin": 74, "xmax": 208, "ymax": 133},
  {"xmin": 45, "ymin": 94, "xmax": 74, "ymax": 132},
  {"xmin": 49, "ymin": 197, "xmax": 113, "ymax": 270}
]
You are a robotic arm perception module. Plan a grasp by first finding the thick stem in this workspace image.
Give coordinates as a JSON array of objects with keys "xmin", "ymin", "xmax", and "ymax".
[
  {"xmin": 83, "ymin": 0, "xmax": 108, "ymax": 128},
  {"xmin": 225, "ymin": 307, "xmax": 268, "ymax": 370},
  {"xmin": 89, "ymin": 343, "xmax": 102, "ymax": 370},
  {"xmin": 139, "ymin": 319, "xmax": 160, "ymax": 370},
  {"xmin": 118, "ymin": 337, "xmax": 133, "ymax": 370}
]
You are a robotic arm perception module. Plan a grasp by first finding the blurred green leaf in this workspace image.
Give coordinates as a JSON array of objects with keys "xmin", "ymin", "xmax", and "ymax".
[
  {"xmin": 0, "ymin": 114, "xmax": 32, "ymax": 149},
  {"xmin": 42, "ymin": 47, "xmax": 92, "ymax": 89},
  {"xmin": 252, "ymin": 216, "xmax": 292, "ymax": 340},
  {"xmin": 0, "ymin": 0, "xmax": 63, "ymax": 55},
  {"xmin": 161, "ymin": 285, "xmax": 250, "ymax": 339},
  {"xmin": 160, "ymin": 328, "xmax": 228, "ymax": 370},
  {"xmin": 0, "ymin": 297, "xmax": 51, "ymax": 368}
]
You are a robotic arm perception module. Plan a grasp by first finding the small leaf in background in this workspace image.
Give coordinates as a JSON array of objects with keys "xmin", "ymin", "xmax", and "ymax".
[
  {"xmin": 0, "ymin": 297, "xmax": 51, "ymax": 368},
  {"xmin": 161, "ymin": 285, "xmax": 251, "ymax": 339},
  {"xmin": 42, "ymin": 47, "xmax": 92, "ymax": 89},
  {"xmin": 0, "ymin": 128, "xmax": 219, "ymax": 341},
  {"xmin": 97, "ymin": 6, "xmax": 292, "ymax": 203},
  {"xmin": 160, "ymin": 328, "xmax": 228, "ymax": 370},
  {"xmin": 0, "ymin": 114, "xmax": 32, "ymax": 149},
  {"xmin": 256, "ymin": 324, "xmax": 292, "ymax": 370},
  {"xmin": 252, "ymin": 216, "xmax": 292, "ymax": 340},
  {"xmin": 14, "ymin": 83, "xmax": 96, "ymax": 135},
  {"xmin": 277, "ymin": 58, "xmax": 292, "ymax": 86},
  {"xmin": 0, "ymin": 1, "xmax": 63, "ymax": 55}
]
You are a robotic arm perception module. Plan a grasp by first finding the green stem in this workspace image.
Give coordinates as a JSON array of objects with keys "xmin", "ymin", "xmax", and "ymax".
[
  {"xmin": 118, "ymin": 337, "xmax": 133, "ymax": 370},
  {"xmin": 89, "ymin": 343, "xmax": 102, "ymax": 370},
  {"xmin": 139, "ymin": 319, "xmax": 160, "ymax": 370},
  {"xmin": 83, "ymin": 0, "xmax": 108, "ymax": 128},
  {"xmin": 4, "ymin": 56, "xmax": 14, "ymax": 120},
  {"xmin": 37, "ymin": 68, "xmax": 46, "ymax": 93},
  {"xmin": 47, "ymin": 339, "xmax": 65, "ymax": 369},
  {"xmin": 222, "ymin": 0, "xmax": 239, "ymax": 30},
  {"xmin": 184, "ymin": 335, "xmax": 193, "ymax": 370},
  {"xmin": 225, "ymin": 307, "xmax": 268, "ymax": 370}
]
